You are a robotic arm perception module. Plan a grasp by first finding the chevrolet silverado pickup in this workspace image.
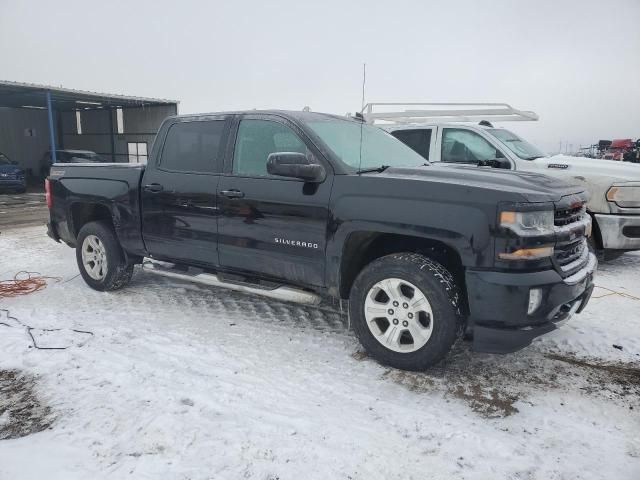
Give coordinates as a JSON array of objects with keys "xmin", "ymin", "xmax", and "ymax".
[{"xmin": 46, "ymin": 110, "xmax": 596, "ymax": 370}]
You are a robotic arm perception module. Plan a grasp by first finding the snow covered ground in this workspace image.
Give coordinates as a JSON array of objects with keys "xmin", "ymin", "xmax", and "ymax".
[{"xmin": 0, "ymin": 225, "xmax": 638, "ymax": 480}]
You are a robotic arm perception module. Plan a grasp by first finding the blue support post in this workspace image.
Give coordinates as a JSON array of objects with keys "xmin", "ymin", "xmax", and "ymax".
[{"xmin": 46, "ymin": 90, "xmax": 57, "ymax": 163}]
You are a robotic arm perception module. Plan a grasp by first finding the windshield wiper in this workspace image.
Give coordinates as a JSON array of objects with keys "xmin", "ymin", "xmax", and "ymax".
[{"xmin": 356, "ymin": 165, "xmax": 390, "ymax": 174}]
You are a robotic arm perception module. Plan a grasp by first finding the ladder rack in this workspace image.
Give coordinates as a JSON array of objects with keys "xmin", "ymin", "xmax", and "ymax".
[{"xmin": 361, "ymin": 102, "xmax": 539, "ymax": 125}]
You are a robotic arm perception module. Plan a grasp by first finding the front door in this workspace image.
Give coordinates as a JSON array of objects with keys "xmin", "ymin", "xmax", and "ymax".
[
  {"xmin": 141, "ymin": 116, "xmax": 229, "ymax": 266},
  {"xmin": 437, "ymin": 127, "xmax": 511, "ymax": 167},
  {"xmin": 217, "ymin": 115, "xmax": 333, "ymax": 287}
]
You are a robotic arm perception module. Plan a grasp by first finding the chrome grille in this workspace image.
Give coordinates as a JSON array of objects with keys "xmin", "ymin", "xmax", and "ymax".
[
  {"xmin": 553, "ymin": 200, "xmax": 589, "ymax": 276},
  {"xmin": 554, "ymin": 204, "xmax": 586, "ymax": 227},
  {"xmin": 555, "ymin": 238, "xmax": 588, "ymax": 273}
]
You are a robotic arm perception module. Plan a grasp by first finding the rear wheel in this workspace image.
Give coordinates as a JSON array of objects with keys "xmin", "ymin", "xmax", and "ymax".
[
  {"xmin": 75, "ymin": 221, "xmax": 134, "ymax": 291},
  {"xmin": 349, "ymin": 253, "xmax": 462, "ymax": 371}
]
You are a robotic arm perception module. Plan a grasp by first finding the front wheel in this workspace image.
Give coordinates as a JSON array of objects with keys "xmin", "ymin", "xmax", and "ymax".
[
  {"xmin": 349, "ymin": 253, "xmax": 462, "ymax": 371},
  {"xmin": 75, "ymin": 221, "xmax": 134, "ymax": 291}
]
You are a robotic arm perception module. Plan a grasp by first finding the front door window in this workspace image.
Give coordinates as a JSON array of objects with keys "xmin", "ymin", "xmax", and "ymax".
[
  {"xmin": 441, "ymin": 128, "xmax": 502, "ymax": 164},
  {"xmin": 233, "ymin": 119, "xmax": 307, "ymax": 177}
]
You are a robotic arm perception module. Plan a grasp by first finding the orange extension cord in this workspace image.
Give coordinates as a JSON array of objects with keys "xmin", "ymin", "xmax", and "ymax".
[{"xmin": 0, "ymin": 271, "xmax": 61, "ymax": 298}]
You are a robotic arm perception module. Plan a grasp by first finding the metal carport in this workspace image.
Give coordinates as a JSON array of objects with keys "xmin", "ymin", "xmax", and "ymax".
[{"xmin": 0, "ymin": 80, "xmax": 178, "ymax": 176}]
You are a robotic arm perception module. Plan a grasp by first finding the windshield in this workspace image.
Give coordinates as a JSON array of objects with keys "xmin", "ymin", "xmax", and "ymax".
[
  {"xmin": 487, "ymin": 129, "xmax": 546, "ymax": 160},
  {"xmin": 0, "ymin": 154, "xmax": 12, "ymax": 165},
  {"xmin": 306, "ymin": 119, "xmax": 427, "ymax": 170}
]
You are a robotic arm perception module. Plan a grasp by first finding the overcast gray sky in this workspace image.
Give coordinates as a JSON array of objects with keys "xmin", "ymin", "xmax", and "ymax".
[{"xmin": 1, "ymin": 0, "xmax": 639, "ymax": 152}]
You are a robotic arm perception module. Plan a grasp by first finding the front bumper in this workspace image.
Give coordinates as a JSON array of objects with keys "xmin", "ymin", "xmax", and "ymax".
[
  {"xmin": 466, "ymin": 253, "xmax": 597, "ymax": 354},
  {"xmin": 594, "ymin": 213, "xmax": 640, "ymax": 250},
  {"xmin": 0, "ymin": 178, "xmax": 26, "ymax": 190}
]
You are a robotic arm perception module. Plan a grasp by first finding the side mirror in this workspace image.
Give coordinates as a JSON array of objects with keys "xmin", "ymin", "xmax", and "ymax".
[
  {"xmin": 267, "ymin": 152, "xmax": 326, "ymax": 182},
  {"xmin": 492, "ymin": 156, "xmax": 511, "ymax": 169},
  {"xmin": 478, "ymin": 157, "xmax": 511, "ymax": 169}
]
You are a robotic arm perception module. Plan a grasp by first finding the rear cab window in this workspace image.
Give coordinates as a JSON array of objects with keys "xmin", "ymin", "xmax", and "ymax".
[{"xmin": 391, "ymin": 129, "xmax": 432, "ymax": 160}]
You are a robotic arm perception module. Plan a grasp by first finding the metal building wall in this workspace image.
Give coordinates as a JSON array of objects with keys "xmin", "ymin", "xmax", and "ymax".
[
  {"xmin": 0, "ymin": 107, "xmax": 51, "ymax": 173},
  {"xmin": 61, "ymin": 104, "xmax": 177, "ymax": 162}
]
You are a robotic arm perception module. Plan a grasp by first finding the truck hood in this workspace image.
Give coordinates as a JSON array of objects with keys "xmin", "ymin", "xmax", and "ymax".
[
  {"xmin": 380, "ymin": 164, "xmax": 583, "ymax": 203},
  {"xmin": 538, "ymin": 155, "xmax": 640, "ymax": 182}
]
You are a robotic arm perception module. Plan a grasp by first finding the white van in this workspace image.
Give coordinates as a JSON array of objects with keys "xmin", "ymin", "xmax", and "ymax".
[{"xmin": 365, "ymin": 103, "xmax": 640, "ymax": 258}]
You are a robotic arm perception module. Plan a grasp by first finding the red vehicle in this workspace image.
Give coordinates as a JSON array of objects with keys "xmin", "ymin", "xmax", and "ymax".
[{"xmin": 603, "ymin": 139, "xmax": 634, "ymax": 161}]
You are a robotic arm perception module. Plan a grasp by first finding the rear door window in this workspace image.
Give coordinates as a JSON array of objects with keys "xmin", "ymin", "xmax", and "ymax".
[
  {"xmin": 391, "ymin": 129, "xmax": 432, "ymax": 160},
  {"xmin": 160, "ymin": 120, "xmax": 226, "ymax": 173}
]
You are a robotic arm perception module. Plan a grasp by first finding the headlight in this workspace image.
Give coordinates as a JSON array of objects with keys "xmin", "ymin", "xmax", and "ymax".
[
  {"xmin": 606, "ymin": 186, "xmax": 640, "ymax": 208},
  {"xmin": 499, "ymin": 209, "xmax": 555, "ymax": 236}
]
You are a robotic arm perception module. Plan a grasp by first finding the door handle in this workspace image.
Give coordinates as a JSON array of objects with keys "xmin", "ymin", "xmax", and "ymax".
[
  {"xmin": 220, "ymin": 189, "xmax": 245, "ymax": 199},
  {"xmin": 144, "ymin": 183, "xmax": 164, "ymax": 193}
]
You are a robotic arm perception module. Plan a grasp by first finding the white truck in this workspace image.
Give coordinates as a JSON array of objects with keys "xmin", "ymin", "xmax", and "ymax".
[{"xmin": 364, "ymin": 103, "xmax": 640, "ymax": 259}]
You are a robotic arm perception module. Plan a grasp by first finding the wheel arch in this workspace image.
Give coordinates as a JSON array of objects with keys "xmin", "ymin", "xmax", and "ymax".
[
  {"xmin": 587, "ymin": 210, "xmax": 603, "ymax": 250},
  {"xmin": 337, "ymin": 231, "xmax": 468, "ymax": 314},
  {"xmin": 69, "ymin": 202, "xmax": 115, "ymax": 240}
]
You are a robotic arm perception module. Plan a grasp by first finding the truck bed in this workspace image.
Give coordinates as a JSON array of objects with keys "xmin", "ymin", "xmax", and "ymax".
[{"xmin": 47, "ymin": 163, "xmax": 147, "ymax": 256}]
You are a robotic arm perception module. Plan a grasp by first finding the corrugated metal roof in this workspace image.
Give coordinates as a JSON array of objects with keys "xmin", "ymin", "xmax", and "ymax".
[{"xmin": 0, "ymin": 79, "xmax": 179, "ymax": 110}]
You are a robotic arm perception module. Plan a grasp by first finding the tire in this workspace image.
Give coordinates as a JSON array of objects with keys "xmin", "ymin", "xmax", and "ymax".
[
  {"xmin": 349, "ymin": 253, "xmax": 462, "ymax": 371},
  {"xmin": 75, "ymin": 221, "xmax": 134, "ymax": 291}
]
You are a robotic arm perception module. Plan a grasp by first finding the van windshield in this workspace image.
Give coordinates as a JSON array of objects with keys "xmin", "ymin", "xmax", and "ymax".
[
  {"xmin": 306, "ymin": 119, "xmax": 427, "ymax": 171},
  {"xmin": 487, "ymin": 129, "xmax": 546, "ymax": 160}
]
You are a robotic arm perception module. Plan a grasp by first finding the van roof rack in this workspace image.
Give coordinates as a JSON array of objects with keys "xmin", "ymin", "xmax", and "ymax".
[{"xmin": 361, "ymin": 102, "xmax": 539, "ymax": 125}]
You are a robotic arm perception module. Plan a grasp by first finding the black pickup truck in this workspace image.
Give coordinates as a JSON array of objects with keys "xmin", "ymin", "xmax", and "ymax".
[{"xmin": 46, "ymin": 110, "xmax": 596, "ymax": 370}]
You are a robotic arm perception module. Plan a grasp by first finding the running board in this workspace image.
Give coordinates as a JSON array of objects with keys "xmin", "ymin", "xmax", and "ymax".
[{"xmin": 142, "ymin": 259, "xmax": 322, "ymax": 306}]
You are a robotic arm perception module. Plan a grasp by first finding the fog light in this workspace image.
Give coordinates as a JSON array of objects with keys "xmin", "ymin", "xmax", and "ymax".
[{"xmin": 528, "ymin": 288, "xmax": 543, "ymax": 315}]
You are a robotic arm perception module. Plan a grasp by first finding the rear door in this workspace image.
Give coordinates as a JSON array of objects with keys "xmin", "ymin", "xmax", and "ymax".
[
  {"xmin": 216, "ymin": 115, "xmax": 333, "ymax": 287},
  {"xmin": 141, "ymin": 116, "xmax": 230, "ymax": 266}
]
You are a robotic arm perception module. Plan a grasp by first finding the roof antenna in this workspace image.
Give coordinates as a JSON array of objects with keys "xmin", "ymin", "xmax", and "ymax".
[{"xmin": 358, "ymin": 63, "xmax": 366, "ymax": 174}]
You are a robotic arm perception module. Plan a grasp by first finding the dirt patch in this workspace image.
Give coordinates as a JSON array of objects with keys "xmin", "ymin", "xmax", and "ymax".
[
  {"xmin": 379, "ymin": 342, "xmax": 640, "ymax": 417},
  {"xmin": 546, "ymin": 353, "xmax": 640, "ymax": 398},
  {"xmin": 0, "ymin": 369, "xmax": 53, "ymax": 440},
  {"xmin": 450, "ymin": 384, "xmax": 519, "ymax": 418},
  {"xmin": 351, "ymin": 350, "xmax": 368, "ymax": 361},
  {"xmin": 382, "ymin": 363, "xmax": 519, "ymax": 418},
  {"xmin": 382, "ymin": 369, "xmax": 435, "ymax": 392}
]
